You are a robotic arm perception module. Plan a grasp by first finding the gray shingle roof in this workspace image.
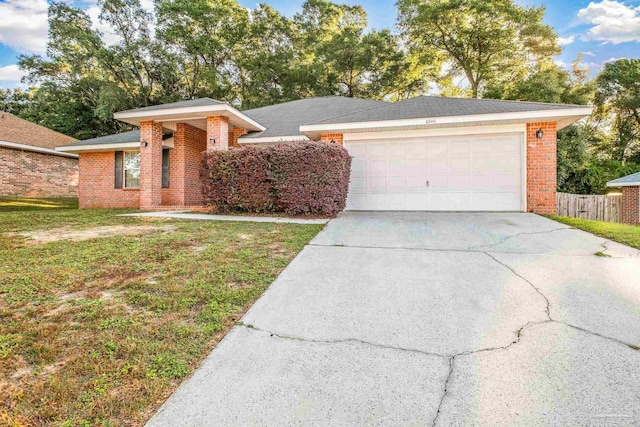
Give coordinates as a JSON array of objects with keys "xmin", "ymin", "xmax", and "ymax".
[
  {"xmin": 607, "ymin": 172, "xmax": 640, "ymax": 186},
  {"xmin": 117, "ymin": 98, "xmax": 226, "ymax": 114},
  {"xmin": 63, "ymin": 130, "xmax": 172, "ymax": 147},
  {"xmin": 307, "ymin": 96, "xmax": 587, "ymax": 125},
  {"xmin": 240, "ymin": 97, "xmax": 386, "ymax": 139}
]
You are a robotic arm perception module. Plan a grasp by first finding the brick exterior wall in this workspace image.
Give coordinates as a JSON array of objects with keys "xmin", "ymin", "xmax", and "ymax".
[
  {"xmin": 229, "ymin": 127, "xmax": 247, "ymax": 148},
  {"xmin": 161, "ymin": 123, "xmax": 207, "ymax": 206},
  {"xmin": 621, "ymin": 186, "xmax": 639, "ymax": 225},
  {"xmin": 320, "ymin": 133, "xmax": 344, "ymax": 146},
  {"xmin": 207, "ymin": 116, "xmax": 229, "ymax": 151},
  {"xmin": 0, "ymin": 112, "xmax": 76, "ymax": 149},
  {"xmin": 526, "ymin": 122, "xmax": 557, "ymax": 215},
  {"xmin": 139, "ymin": 121, "xmax": 163, "ymax": 210},
  {"xmin": 0, "ymin": 147, "xmax": 78, "ymax": 197},
  {"xmin": 78, "ymin": 152, "xmax": 139, "ymax": 208}
]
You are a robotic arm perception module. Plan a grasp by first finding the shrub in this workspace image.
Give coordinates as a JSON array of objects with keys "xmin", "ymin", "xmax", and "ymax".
[{"xmin": 201, "ymin": 141, "xmax": 351, "ymax": 216}]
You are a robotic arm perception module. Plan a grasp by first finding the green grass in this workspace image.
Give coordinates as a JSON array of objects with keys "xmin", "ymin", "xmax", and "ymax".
[
  {"xmin": 0, "ymin": 197, "xmax": 78, "ymax": 212},
  {"xmin": 0, "ymin": 199, "xmax": 322, "ymax": 426},
  {"xmin": 549, "ymin": 215, "xmax": 640, "ymax": 250}
]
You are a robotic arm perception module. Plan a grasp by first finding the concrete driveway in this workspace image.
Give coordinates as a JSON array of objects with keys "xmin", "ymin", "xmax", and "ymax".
[{"xmin": 147, "ymin": 212, "xmax": 640, "ymax": 426}]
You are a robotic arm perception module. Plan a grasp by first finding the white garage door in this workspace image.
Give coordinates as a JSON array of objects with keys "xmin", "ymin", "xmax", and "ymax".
[{"xmin": 345, "ymin": 134, "xmax": 523, "ymax": 211}]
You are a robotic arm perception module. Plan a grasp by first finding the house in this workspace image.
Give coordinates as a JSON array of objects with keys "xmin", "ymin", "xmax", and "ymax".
[
  {"xmin": 57, "ymin": 96, "xmax": 592, "ymax": 212},
  {"xmin": 607, "ymin": 172, "xmax": 640, "ymax": 225},
  {"xmin": 0, "ymin": 112, "xmax": 79, "ymax": 197}
]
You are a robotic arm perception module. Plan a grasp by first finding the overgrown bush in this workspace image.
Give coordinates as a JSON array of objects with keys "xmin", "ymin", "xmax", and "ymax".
[{"xmin": 201, "ymin": 141, "xmax": 351, "ymax": 216}]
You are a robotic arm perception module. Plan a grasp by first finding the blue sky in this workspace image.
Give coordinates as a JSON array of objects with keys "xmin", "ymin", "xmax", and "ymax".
[{"xmin": 0, "ymin": 0, "xmax": 639, "ymax": 88}]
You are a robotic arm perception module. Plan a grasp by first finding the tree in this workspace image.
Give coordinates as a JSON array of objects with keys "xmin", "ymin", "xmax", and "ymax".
[
  {"xmin": 484, "ymin": 56, "xmax": 595, "ymax": 105},
  {"xmin": 397, "ymin": 0, "xmax": 560, "ymax": 98},
  {"xmin": 594, "ymin": 58, "xmax": 640, "ymax": 161}
]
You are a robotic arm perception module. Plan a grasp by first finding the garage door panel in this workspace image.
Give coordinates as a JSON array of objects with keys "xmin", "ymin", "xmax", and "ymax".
[
  {"xmin": 369, "ymin": 177, "xmax": 386, "ymax": 191},
  {"xmin": 427, "ymin": 157, "xmax": 449, "ymax": 173},
  {"xmin": 346, "ymin": 134, "xmax": 522, "ymax": 211},
  {"xmin": 388, "ymin": 160, "xmax": 406, "ymax": 176},
  {"xmin": 406, "ymin": 159, "xmax": 428, "ymax": 176},
  {"xmin": 450, "ymin": 157, "xmax": 470, "ymax": 174},
  {"xmin": 369, "ymin": 160, "xmax": 386, "ymax": 175}
]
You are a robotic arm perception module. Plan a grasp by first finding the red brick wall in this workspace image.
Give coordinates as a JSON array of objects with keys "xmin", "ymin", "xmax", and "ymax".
[
  {"xmin": 320, "ymin": 133, "xmax": 344, "ymax": 146},
  {"xmin": 78, "ymin": 152, "xmax": 139, "ymax": 208},
  {"xmin": 140, "ymin": 121, "xmax": 163, "ymax": 210},
  {"xmin": 207, "ymin": 116, "xmax": 229, "ymax": 151},
  {"xmin": 0, "ymin": 147, "xmax": 78, "ymax": 197},
  {"xmin": 621, "ymin": 186, "xmax": 639, "ymax": 225},
  {"xmin": 526, "ymin": 122, "xmax": 557, "ymax": 214},
  {"xmin": 229, "ymin": 127, "xmax": 247, "ymax": 148},
  {"xmin": 162, "ymin": 123, "xmax": 207, "ymax": 206}
]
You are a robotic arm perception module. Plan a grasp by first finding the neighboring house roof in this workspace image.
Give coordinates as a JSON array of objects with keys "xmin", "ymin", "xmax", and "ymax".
[
  {"xmin": 240, "ymin": 97, "xmax": 386, "ymax": 139},
  {"xmin": 306, "ymin": 96, "xmax": 587, "ymax": 126},
  {"xmin": 0, "ymin": 111, "xmax": 76, "ymax": 149},
  {"xmin": 116, "ymin": 98, "xmax": 226, "ymax": 114},
  {"xmin": 607, "ymin": 171, "xmax": 640, "ymax": 187}
]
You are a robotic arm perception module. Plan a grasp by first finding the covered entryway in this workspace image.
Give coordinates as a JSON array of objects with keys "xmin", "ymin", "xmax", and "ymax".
[{"xmin": 345, "ymin": 133, "xmax": 523, "ymax": 211}]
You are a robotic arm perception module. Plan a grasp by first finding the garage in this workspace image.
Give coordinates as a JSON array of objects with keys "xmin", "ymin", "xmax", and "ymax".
[{"xmin": 345, "ymin": 133, "xmax": 523, "ymax": 211}]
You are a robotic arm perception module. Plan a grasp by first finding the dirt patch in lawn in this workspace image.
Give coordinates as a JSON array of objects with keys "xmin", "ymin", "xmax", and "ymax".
[{"xmin": 8, "ymin": 225, "xmax": 176, "ymax": 245}]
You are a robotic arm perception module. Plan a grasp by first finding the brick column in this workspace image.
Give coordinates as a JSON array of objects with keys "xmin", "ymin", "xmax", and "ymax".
[
  {"xmin": 526, "ymin": 122, "xmax": 557, "ymax": 215},
  {"xmin": 621, "ymin": 186, "xmax": 639, "ymax": 225},
  {"xmin": 207, "ymin": 116, "xmax": 229, "ymax": 151},
  {"xmin": 320, "ymin": 133, "xmax": 344, "ymax": 146},
  {"xmin": 140, "ymin": 120, "xmax": 163, "ymax": 210}
]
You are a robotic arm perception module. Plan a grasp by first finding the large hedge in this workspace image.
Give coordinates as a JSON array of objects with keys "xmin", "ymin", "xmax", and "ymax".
[{"xmin": 201, "ymin": 141, "xmax": 352, "ymax": 216}]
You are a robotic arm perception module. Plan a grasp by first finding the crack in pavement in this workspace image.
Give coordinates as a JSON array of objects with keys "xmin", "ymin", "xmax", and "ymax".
[
  {"xmin": 465, "ymin": 227, "xmax": 573, "ymax": 251},
  {"xmin": 431, "ymin": 356, "xmax": 455, "ymax": 427},
  {"xmin": 484, "ymin": 252, "xmax": 552, "ymax": 320},
  {"xmin": 238, "ymin": 249, "xmax": 639, "ymax": 426}
]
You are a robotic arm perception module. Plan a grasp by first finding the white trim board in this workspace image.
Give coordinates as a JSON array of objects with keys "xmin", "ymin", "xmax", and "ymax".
[
  {"xmin": 57, "ymin": 141, "xmax": 173, "ymax": 153},
  {"xmin": 301, "ymin": 107, "xmax": 592, "ymax": 134},
  {"xmin": 1, "ymin": 140, "xmax": 79, "ymax": 158},
  {"xmin": 239, "ymin": 135, "xmax": 310, "ymax": 144}
]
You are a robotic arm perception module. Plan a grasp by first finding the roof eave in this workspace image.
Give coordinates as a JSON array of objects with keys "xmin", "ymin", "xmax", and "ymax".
[
  {"xmin": 606, "ymin": 181, "xmax": 640, "ymax": 187},
  {"xmin": 298, "ymin": 107, "xmax": 593, "ymax": 138},
  {"xmin": 114, "ymin": 104, "xmax": 266, "ymax": 132},
  {"xmin": 56, "ymin": 140, "xmax": 174, "ymax": 154}
]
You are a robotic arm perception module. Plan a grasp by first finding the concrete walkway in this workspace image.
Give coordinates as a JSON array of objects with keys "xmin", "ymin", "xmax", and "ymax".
[
  {"xmin": 147, "ymin": 212, "xmax": 640, "ymax": 426},
  {"xmin": 119, "ymin": 211, "xmax": 329, "ymax": 225}
]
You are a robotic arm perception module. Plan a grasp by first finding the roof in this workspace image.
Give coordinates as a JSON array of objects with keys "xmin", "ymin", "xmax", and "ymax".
[
  {"xmin": 607, "ymin": 171, "xmax": 640, "ymax": 187},
  {"xmin": 307, "ymin": 96, "xmax": 588, "ymax": 126},
  {"xmin": 116, "ymin": 98, "xmax": 226, "ymax": 114},
  {"xmin": 62, "ymin": 130, "xmax": 173, "ymax": 147},
  {"xmin": 0, "ymin": 112, "xmax": 76, "ymax": 149},
  {"xmin": 240, "ymin": 97, "xmax": 386, "ymax": 139}
]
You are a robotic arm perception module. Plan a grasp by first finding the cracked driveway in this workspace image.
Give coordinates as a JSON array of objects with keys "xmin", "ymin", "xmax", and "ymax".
[{"xmin": 147, "ymin": 212, "xmax": 640, "ymax": 426}]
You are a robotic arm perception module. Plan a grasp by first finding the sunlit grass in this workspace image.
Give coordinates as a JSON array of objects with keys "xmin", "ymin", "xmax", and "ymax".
[
  {"xmin": 0, "ymin": 207, "xmax": 322, "ymax": 426},
  {"xmin": 549, "ymin": 215, "xmax": 640, "ymax": 250}
]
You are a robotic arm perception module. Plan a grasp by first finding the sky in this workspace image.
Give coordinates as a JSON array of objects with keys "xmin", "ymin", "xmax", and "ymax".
[{"xmin": 0, "ymin": 0, "xmax": 638, "ymax": 89}]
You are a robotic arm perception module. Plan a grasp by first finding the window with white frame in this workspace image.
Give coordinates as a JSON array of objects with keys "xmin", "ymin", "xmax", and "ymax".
[{"xmin": 123, "ymin": 151, "xmax": 140, "ymax": 188}]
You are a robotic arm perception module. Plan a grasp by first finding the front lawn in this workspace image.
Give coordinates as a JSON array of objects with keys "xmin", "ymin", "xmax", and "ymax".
[
  {"xmin": 550, "ymin": 215, "xmax": 640, "ymax": 250},
  {"xmin": 0, "ymin": 201, "xmax": 322, "ymax": 425},
  {"xmin": 0, "ymin": 196, "xmax": 78, "ymax": 212}
]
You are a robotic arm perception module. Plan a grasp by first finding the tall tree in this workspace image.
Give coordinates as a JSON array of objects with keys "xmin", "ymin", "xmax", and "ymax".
[
  {"xmin": 594, "ymin": 58, "xmax": 640, "ymax": 161},
  {"xmin": 397, "ymin": 0, "xmax": 560, "ymax": 98}
]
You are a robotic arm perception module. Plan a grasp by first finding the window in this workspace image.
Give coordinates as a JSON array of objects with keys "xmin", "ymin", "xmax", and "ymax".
[
  {"xmin": 162, "ymin": 149, "xmax": 170, "ymax": 188},
  {"xmin": 123, "ymin": 151, "xmax": 140, "ymax": 189}
]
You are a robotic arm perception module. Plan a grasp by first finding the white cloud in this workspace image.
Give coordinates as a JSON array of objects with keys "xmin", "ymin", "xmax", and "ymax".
[
  {"xmin": 0, "ymin": 64, "xmax": 24, "ymax": 82},
  {"xmin": 603, "ymin": 56, "xmax": 627, "ymax": 64},
  {"xmin": 0, "ymin": 0, "xmax": 49, "ymax": 54},
  {"xmin": 582, "ymin": 50, "xmax": 596, "ymax": 56},
  {"xmin": 558, "ymin": 35, "xmax": 576, "ymax": 45},
  {"xmin": 554, "ymin": 59, "xmax": 568, "ymax": 68},
  {"xmin": 578, "ymin": 0, "xmax": 640, "ymax": 44}
]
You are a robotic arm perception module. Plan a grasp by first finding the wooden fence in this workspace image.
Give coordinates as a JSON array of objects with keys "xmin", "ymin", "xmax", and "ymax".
[{"xmin": 556, "ymin": 192, "xmax": 622, "ymax": 223}]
